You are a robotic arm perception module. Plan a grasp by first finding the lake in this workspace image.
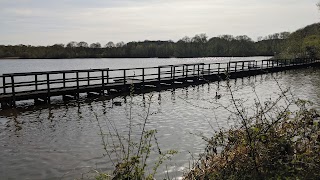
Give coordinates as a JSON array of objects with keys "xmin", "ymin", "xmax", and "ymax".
[{"xmin": 1, "ymin": 57, "xmax": 319, "ymax": 179}]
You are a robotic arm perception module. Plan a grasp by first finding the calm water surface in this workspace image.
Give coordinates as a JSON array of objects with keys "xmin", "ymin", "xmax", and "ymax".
[{"xmin": 0, "ymin": 58, "xmax": 319, "ymax": 179}]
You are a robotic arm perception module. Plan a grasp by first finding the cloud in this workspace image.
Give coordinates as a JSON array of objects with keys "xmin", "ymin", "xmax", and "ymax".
[{"xmin": 0, "ymin": 0, "xmax": 319, "ymax": 45}]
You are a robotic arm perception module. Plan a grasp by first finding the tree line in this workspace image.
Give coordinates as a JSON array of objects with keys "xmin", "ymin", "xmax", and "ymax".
[
  {"xmin": 0, "ymin": 29, "xmax": 314, "ymax": 59},
  {"xmin": 276, "ymin": 23, "xmax": 320, "ymax": 59}
]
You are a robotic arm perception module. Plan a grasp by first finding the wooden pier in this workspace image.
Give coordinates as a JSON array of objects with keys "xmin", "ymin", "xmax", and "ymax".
[{"xmin": 0, "ymin": 58, "xmax": 319, "ymax": 109}]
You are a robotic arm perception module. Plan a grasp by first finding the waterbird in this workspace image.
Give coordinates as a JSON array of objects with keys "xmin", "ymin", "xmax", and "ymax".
[
  {"xmin": 215, "ymin": 92, "xmax": 221, "ymax": 99},
  {"xmin": 113, "ymin": 101, "xmax": 122, "ymax": 106}
]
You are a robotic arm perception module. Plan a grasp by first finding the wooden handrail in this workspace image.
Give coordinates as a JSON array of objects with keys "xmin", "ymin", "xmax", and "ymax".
[{"xmin": 0, "ymin": 58, "xmax": 316, "ymax": 97}]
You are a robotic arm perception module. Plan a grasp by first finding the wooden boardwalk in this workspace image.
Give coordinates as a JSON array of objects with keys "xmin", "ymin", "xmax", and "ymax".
[{"xmin": 0, "ymin": 58, "xmax": 319, "ymax": 109}]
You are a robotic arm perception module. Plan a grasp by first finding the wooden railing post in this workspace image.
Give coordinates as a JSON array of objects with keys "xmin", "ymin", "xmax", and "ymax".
[
  {"xmin": 47, "ymin": 73, "xmax": 50, "ymax": 104},
  {"xmin": 182, "ymin": 65, "xmax": 185, "ymax": 77},
  {"xmin": 227, "ymin": 62, "xmax": 230, "ymax": 73},
  {"xmin": 173, "ymin": 66, "xmax": 176, "ymax": 83},
  {"xmin": 63, "ymin": 72, "xmax": 66, "ymax": 88},
  {"xmin": 186, "ymin": 65, "xmax": 188, "ymax": 78},
  {"xmin": 87, "ymin": 71, "xmax": 90, "ymax": 85},
  {"xmin": 123, "ymin": 69, "xmax": 126, "ymax": 85},
  {"xmin": 218, "ymin": 63, "xmax": 220, "ymax": 74},
  {"xmin": 35, "ymin": 74, "xmax": 38, "ymax": 91},
  {"xmin": 242, "ymin": 61, "xmax": 245, "ymax": 71},
  {"xmin": 106, "ymin": 69, "xmax": 109, "ymax": 84},
  {"xmin": 3, "ymin": 75, "xmax": 6, "ymax": 94},
  {"xmin": 197, "ymin": 64, "xmax": 200, "ymax": 78},
  {"xmin": 142, "ymin": 68, "xmax": 145, "ymax": 87},
  {"xmin": 76, "ymin": 71, "xmax": 79, "ymax": 99},
  {"xmin": 202, "ymin": 63, "xmax": 205, "ymax": 77},
  {"xmin": 235, "ymin": 62, "xmax": 237, "ymax": 72},
  {"xmin": 193, "ymin": 65, "xmax": 196, "ymax": 76},
  {"xmin": 11, "ymin": 75, "xmax": 16, "ymax": 107},
  {"xmin": 158, "ymin": 67, "xmax": 161, "ymax": 84},
  {"xmin": 208, "ymin": 64, "xmax": 211, "ymax": 76},
  {"xmin": 101, "ymin": 70, "xmax": 105, "ymax": 95}
]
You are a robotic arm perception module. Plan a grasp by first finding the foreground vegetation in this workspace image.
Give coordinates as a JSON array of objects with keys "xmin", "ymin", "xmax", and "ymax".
[
  {"xmin": 182, "ymin": 75, "xmax": 320, "ymax": 179},
  {"xmin": 186, "ymin": 100, "xmax": 320, "ymax": 179},
  {"xmin": 89, "ymin": 74, "xmax": 320, "ymax": 180}
]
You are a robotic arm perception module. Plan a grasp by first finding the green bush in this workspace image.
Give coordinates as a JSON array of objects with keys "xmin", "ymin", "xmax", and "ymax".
[{"xmin": 185, "ymin": 97, "xmax": 320, "ymax": 179}]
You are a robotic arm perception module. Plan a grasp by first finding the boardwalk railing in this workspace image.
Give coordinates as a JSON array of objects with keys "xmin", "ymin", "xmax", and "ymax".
[{"xmin": 0, "ymin": 58, "xmax": 317, "ymax": 108}]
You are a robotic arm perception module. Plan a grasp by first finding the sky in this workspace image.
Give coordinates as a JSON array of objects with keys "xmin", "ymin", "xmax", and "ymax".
[{"xmin": 0, "ymin": 0, "xmax": 319, "ymax": 46}]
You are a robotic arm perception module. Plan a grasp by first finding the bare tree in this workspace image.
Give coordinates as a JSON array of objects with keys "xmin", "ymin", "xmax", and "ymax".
[
  {"xmin": 66, "ymin": 41, "xmax": 77, "ymax": 48},
  {"xmin": 105, "ymin": 41, "xmax": 115, "ymax": 48}
]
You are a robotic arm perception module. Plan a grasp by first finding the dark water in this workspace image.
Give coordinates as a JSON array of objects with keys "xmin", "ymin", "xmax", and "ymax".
[{"xmin": 0, "ymin": 58, "xmax": 319, "ymax": 179}]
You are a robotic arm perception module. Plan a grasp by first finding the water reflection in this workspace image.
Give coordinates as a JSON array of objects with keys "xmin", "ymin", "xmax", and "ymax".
[{"xmin": 0, "ymin": 67, "xmax": 319, "ymax": 179}]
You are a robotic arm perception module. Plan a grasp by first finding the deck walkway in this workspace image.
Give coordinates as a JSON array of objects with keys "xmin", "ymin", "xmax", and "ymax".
[{"xmin": 0, "ymin": 58, "xmax": 319, "ymax": 109}]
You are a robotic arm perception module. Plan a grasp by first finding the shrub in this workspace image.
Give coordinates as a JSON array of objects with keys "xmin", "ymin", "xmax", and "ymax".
[{"xmin": 185, "ymin": 77, "xmax": 320, "ymax": 179}]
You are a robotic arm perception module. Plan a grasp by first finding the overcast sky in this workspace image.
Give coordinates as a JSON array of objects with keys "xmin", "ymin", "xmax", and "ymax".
[{"xmin": 0, "ymin": 0, "xmax": 319, "ymax": 45}]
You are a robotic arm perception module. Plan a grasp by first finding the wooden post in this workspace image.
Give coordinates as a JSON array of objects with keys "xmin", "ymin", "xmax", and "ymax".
[
  {"xmin": 197, "ymin": 64, "xmax": 200, "ymax": 78},
  {"xmin": 170, "ymin": 66, "xmax": 173, "ymax": 78},
  {"xmin": 142, "ymin": 68, "xmax": 145, "ymax": 88},
  {"xmin": 3, "ymin": 75, "xmax": 6, "ymax": 94},
  {"xmin": 182, "ymin": 65, "xmax": 185, "ymax": 77},
  {"xmin": 106, "ymin": 69, "xmax": 109, "ymax": 84},
  {"xmin": 173, "ymin": 66, "xmax": 176, "ymax": 83},
  {"xmin": 186, "ymin": 65, "xmax": 188, "ymax": 78},
  {"xmin": 63, "ymin": 72, "xmax": 66, "ymax": 88},
  {"xmin": 202, "ymin": 64, "xmax": 205, "ymax": 76},
  {"xmin": 47, "ymin": 73, "xmax": 50, "ymax": 104},
  {"xmin": 35, "ymin": 74, "xmax": 38, "ymax": 91},
  {"xmin": 101, "ymin": 70, "xmax": 105, "ymax": 95},
  {"xmin": 158, "ymin": 67, "xmax": 161, "ymax": 86},
  {"xmin": 208, "ymin": 64, "xmax": 211, "ymax": 76},
  {"xmin": 227, "ymin": 62, "xmax": 230, "ymax": 73},
  {"xmin": 235, "ymin": 62, "xmax": 237, "ymax": 72},
  {"xmin": 218, "ymin": 63, "xmax": 220, "ymax": 74},
  {"xmin": 193, "ymin": 65, "xmax": 195, "ymax": 76},
  {"xmin": 87, "ymin": 71, "xmax": 90, "ymax": 85},
  {"xmin": 76, "ymin": 71, "xmax": 79, "ymax": 99},
  {"xmin": 242, "ymin": 61, "xmax": 245, "ymax": 71},
  {"xmin": 123, "ymin": 69, "xmax": 126, "ymax": 85},
  {"xmin": 11, "ymin": 75, "xmax": 16, "ymax": 108}
]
